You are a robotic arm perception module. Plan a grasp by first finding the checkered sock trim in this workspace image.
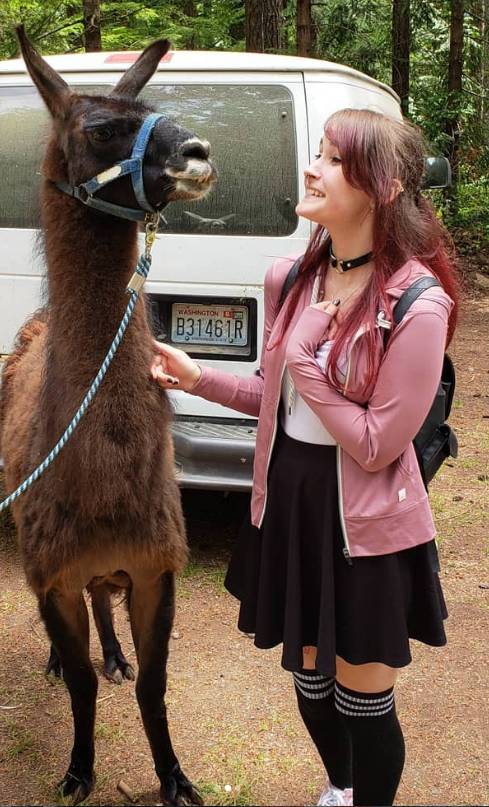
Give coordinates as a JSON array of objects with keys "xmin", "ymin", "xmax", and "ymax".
[
  {"xmin": 293, "ymin": 671, "xmax": 335, "ymax": 700},
  {"xmin": 334, "ymin": 682, "xmax": 395, "ymax": 717}
]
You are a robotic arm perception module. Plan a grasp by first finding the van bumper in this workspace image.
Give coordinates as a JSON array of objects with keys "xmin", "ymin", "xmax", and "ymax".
[{"xmin": 172, "ymin": 417, "xmax": 256, "ymax": 491}]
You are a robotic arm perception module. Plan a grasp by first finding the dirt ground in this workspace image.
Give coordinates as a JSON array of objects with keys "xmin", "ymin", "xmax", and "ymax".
[{"xmin": 0, "ymin": 296, "xmax": 488, "ymax": 807}]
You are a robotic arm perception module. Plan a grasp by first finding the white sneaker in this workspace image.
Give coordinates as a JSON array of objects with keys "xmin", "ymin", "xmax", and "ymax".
[{"xmin": 317, "ymin": 778, "xmax": 353, "ymax": 806}]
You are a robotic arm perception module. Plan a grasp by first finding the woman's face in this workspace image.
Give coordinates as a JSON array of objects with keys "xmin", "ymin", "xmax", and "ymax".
[{"xmin": 296, "ymin": 135, "xmax": 372, "ymax": 230}]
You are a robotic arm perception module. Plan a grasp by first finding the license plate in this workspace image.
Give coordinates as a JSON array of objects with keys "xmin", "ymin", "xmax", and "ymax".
[{"xmin": 171, "ymin": 303, "xmax": 248, "ymax": 347}]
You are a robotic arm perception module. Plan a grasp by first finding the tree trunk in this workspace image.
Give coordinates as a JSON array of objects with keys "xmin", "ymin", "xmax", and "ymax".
[
  {"xmin": 246, "ymin": 0, "xmax": 282, "ymax": 52},
  {"xmin": 82, "ymin": 0, "xmax": 101, "ymax": 52},
  {"xmin": 485, "ymin": 0, "xmax": 489, "ymax": 137},
  {"xmin": 476, "ymin": 0, "xmax": 489, "ymax": 136},
  {"xmin": 297, "ymin": 0, "xmax": 312, "ymax": 57},
  {"xmin": 183, "ymin": 1, "xmax": 197, "ymax": 17},
  {"xmin": 391, "ymin": 0, "xmax": 410, "ymax": 116},
  {"xmin": 246, "ymin": 0, "xmax": 263, "ymax": 51},
  {"xmin": 445, "ymin": 0, "xmax": 464, "ymax": 188},
  {"xmin": 183, "ymin": 0, "xmax": 198, "ymax": 48},
  {"xmin": 263, "ymin": 0, "xmax": 282, "ymax": 51},
  {"xmin": 472, "ymin": 0, "xmax": 484, "ymax": 127}
]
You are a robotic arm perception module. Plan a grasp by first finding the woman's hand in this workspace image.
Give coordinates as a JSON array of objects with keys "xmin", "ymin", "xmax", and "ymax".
[
  {"xmin": 311, "ymin": 298, "xmax": 341, "ymax": 340},
  {"xmin": 151, "ymin": 340, "xmax": 202, "ymax": 392}
]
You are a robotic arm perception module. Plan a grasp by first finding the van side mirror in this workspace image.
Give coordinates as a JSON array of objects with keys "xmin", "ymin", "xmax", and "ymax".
[{"xmin": 421, "ymin": 157, "xmax": 452, "ymax": 189}]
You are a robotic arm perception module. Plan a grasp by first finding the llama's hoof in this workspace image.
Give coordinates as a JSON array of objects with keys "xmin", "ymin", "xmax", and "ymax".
[
  {"xmin": 58, "ymin": 768, "xmax": 95, "ymax": 805},
  {"xmin": 160, "ymin": 766, "xmax": 204, "ymax": 806},
  {"xmin": 45, "ymin": 647, "xmax": 62, "ymax": 681},
  {"xmin": 103, "ymin": 651, "xmax": 135, "ymax": 685}
]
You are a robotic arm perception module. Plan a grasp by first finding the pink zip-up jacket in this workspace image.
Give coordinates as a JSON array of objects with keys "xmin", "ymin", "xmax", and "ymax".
[{"xmin": 190, "ymin": 254, "xmax": 454, "ymax": 559}]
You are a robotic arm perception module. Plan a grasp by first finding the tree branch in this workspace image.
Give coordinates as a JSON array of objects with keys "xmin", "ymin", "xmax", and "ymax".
[
  {"xmin": 462, "ymin": 73, "xmax": 489, "ymax": 99},
  {"xmin": 36, "ymin": 19, "xmax": 83, "ymax": 42},
  {"xmin": 461, "ymin": 84, "xmax": 488, "ymax": 99}
]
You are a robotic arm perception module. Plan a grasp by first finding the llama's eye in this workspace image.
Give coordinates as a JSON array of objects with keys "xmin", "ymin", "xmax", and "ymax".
[{"xmin": 88, "ymin": 126, "xmax": 114, "ymax": 143}]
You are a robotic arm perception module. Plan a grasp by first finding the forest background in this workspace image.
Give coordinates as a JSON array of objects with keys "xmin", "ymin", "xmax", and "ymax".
[{"xmin": 0, "ymin": 0, "xmax": 488, "ymax": 286}]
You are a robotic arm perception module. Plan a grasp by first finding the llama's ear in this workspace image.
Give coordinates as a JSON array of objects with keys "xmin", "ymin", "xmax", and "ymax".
[
  {"xmin": 110, "ymin": 39, "xmax": 171, "ymax": 99},
  {"xmin": 16, "ymin": 25, "xmax": 72, "ymax": 119}
]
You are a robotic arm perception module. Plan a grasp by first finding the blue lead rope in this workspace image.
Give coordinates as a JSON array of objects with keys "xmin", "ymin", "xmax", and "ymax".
[{"xmin": 0, "ymin": 248, "xmax": 154, "ymax": 514}]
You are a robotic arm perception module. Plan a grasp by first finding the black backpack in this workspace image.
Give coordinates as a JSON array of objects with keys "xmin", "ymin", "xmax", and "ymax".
[{"xmin": 279, "ymin": 259, "xmax": 458, "ymax": 487}]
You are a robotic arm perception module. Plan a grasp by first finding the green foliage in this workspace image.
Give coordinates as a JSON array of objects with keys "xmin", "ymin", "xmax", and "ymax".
[
  {"xmin": 448, "ymin": 177, "xmax": 489, "ymax": 249},
  {"xmin": 410, "ymin": 1, "xmax": 487, "ymax": 175},
  {"xmin": 312, "ymin": 0, "xmax": 392, "ymax": 82},
  {"xmin": 0, "ymin": 1, "xmax": 245, "ymax": 58},
  {"xmin": 0, "ymin": 1, "xmax": 83, "ymax": 59}
]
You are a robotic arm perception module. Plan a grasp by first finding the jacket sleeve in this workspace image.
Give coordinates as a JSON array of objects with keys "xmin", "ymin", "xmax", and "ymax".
[
  {"xmin": 285, "ymin": 302, "xmax": 449, "ymax": 471},
  {"xmin": 188, "ymin": 257, "xmax": 290, "ymax": 417}
]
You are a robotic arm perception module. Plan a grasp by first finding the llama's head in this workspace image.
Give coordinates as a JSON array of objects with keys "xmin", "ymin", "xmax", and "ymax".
[{"xmin": 16, "ymin": 26, "xmax": 217, "ymax": 217}]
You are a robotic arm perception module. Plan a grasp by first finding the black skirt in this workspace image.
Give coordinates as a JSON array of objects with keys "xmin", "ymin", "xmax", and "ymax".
[{"xmin": 224, "ymin": 425, "xmax": 448, "ymax": 677}]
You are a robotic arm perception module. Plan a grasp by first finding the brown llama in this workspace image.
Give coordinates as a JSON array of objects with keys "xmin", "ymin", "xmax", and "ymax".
[{"xmin": 0, "ymin": 27, "xmax": 216, "ymax": 805}]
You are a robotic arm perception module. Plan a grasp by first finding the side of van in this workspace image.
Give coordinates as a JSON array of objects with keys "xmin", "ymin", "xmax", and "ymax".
[{"xmin": 0, "ymin": 50, "xmax": 437, "ymax": 490}]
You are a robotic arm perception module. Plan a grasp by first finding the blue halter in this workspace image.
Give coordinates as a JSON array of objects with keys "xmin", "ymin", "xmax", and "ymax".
[{"xmin": 54, "ymin": 112, "xmax": 165, "ymax": 222}]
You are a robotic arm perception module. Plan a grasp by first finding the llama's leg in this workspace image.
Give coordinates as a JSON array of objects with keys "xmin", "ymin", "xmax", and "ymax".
[
  {"xmin": 89, "ymin": 584, "xmax": 135, "ymax": 685},
  {"xmin": 129, "ymin": 571, "xmax": 203, "ymax": 806},
  {"xmin": 44, "ymin": 585, "xmax": 135, "ymax": 684},
  {"xmin": 39, "ymin": 588, "xmax": 97, "ymax": 805},
  {"xmin": 45, "ymin": 644, "xmax": 62, "ymax": 679}
]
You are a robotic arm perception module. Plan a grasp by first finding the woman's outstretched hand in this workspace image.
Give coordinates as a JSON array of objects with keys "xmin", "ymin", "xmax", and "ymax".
[{"xmin": 151, "ymin": 340, "xmax": 202, "ymax": 392}]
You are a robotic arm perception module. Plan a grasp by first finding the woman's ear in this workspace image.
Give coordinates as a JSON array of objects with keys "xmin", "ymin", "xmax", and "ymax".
[{"xmin": 389, "ymin": 179, "xmax": 404, "ymax": 202}]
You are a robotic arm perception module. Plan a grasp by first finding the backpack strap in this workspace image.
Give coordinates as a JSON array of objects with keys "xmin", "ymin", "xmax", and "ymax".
[
  {"xmin": 393, "ymin": 276, "xmax": 441, "ymax": 326},
  {"xmin": 278, "ymin": 255, "xmax": 303, "ymax": 309},
  {"xmin": 384, "ymin": 276, "xmax": 441, "ymax": 347},
  {"xmin": 441, "ymin": 352, "xmax": 456, "ymax": 417}
]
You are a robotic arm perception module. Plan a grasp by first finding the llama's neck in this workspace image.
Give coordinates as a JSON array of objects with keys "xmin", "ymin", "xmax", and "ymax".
[
  {"xmin": 43, "ymin": 182, "xmax": 139, "ymax": 314},
  {"xmin": 41, "ymin": 181, "xmax": 152, "ymax": 378}
]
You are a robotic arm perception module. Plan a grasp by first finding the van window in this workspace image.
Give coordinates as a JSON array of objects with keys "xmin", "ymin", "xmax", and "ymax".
[
  {"xmin": 0, "ymin": 87, "xmax": 46, "ymax": 228},
  {"xmin": 143, "ymin": 84, "xmax": 298, "ymax": 236},
  {"xmin": 0, "ymin": 83, "xmax": 298, "ymax": 235}
]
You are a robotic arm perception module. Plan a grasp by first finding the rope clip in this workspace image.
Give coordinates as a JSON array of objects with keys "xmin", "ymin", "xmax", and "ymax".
[{"xmin": 144, "ymin": 212, "xmax": 161, "ymax": 258}]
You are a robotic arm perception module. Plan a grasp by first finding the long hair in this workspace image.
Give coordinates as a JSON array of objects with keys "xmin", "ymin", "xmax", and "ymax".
[{"xmin": 278, "ymin": 109, "xmax": 462, "ymax": 397}]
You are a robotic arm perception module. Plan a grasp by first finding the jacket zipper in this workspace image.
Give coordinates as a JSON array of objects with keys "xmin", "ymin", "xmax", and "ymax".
[
  {"xmin": 338, "ymin": 331, "xmax": 361, "ymax": 565},
  {"xmin": 336, "ymin": 445, "xmax": 352, "ymax": 565},
  {"xmin": 258, "ymin": 360, "xmax": 287, "ymax": 529},
  {"xmin": 339, "ymin": 314, "xmax": 390, "ymax": 562}
]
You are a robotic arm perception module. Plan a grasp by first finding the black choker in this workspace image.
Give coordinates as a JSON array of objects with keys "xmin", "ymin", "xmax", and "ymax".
[{"xmin": 330, "ymin": 247, "xmax": 373, "ymax": 273}]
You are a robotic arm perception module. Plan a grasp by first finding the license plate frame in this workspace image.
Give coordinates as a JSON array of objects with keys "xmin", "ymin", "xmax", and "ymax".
[
  {"xmin": 149, "ymin": 295, "xmax": 257, "ymax": 361},
  {"xmin": 170, "ymin": 302, "xmax": 250, "ymax": 355}
]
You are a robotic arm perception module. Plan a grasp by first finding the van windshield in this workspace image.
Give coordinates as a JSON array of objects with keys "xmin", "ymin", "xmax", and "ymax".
[{"xmin": 0, "ymin": 83, "xmax": 298, "ymax": 235}]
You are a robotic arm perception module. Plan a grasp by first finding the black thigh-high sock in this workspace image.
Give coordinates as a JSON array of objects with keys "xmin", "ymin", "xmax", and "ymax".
[
  {"xmin": 293, "ymin": 670, "xmax": 352, "ymax": 790},
  {"xmin": 334, "ymin": 681, "xmax": 405, "ymax": 807}
]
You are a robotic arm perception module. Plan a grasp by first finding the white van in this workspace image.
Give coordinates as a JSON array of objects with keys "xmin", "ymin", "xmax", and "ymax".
[{"xmin": 0, "ymin": 50, "xmax": 404, "ymax": 488}]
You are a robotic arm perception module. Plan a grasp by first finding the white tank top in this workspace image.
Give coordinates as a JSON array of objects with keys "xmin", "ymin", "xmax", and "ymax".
[{"xmin": 280, "ymin": 340, "xmax": 337, "ymax": 445}]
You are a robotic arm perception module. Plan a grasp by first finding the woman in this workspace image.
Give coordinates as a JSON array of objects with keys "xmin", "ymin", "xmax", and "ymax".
[{"xmin": 151, "ymin": 109, "xmax": 461, "ymax": 807}]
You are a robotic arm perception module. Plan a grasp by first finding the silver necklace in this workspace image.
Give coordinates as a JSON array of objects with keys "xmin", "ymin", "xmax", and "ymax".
[{"xmin": 318, "ymin": 267, "xmax": 370, "ymax": 307}]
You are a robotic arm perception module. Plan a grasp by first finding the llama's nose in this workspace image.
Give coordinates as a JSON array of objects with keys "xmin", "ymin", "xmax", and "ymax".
[{"xmin": 180, "ymin": 138, "xmax": 211, "ymax": 160}]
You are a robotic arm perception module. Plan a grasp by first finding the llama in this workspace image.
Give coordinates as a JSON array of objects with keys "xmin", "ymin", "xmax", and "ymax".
[{"xmin": 0, "ymin": 27, "xmax": 216, "ymax": 805}]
